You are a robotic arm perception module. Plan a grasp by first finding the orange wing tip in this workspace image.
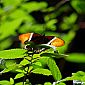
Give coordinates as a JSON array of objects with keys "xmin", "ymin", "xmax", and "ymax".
[
  {"xmin": 19, "ymin": 33, "xmax": 31, "ymax": 44},
  {"xmin": 51, "ymin": 38, "xmax": 65, "ymax": 47}
]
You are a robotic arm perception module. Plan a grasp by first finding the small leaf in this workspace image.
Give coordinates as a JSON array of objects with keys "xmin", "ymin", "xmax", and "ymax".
[
  {"xmin": 46, "ymin": 19, "xmax": 57, "ymax": 31},
  {"xmin": 47, "ymin": 58, "xmax": 62, "ymax": 81},
  {"xmin": 56, "ymin": 82, "xmax": 66, "ymax": 85},
  {"xmin": 32, "ymin": 68, "xmax": 52, "ymax": 76},
  {"xmin": 0, "ymin": 49, "xmax": 27, "ymax": 59},
  {"xmin": 44, "ymin": 82, "xmax": 52, "ymax": 85},
  {"xmin": 16, "ymin": 69, "xmax": 25, "ymax": 73},
  {"xmin": 14, "ymin": 73, "xmax": 25, "ymax": 79},
  {"xmin": 10, "ymin": 78, "xmax": 14, "ymax": 85},
  {"xmin": 20, "ymin": 58, "xmax": 30, "ymax": 66},
  {"xmin": 32, "ymin": 62, "xmax": 42, "ymax": 69}
]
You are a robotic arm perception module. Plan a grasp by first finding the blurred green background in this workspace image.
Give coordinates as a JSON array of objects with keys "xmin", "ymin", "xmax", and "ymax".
[{"xmin": 0, "ymin": 0, "xmax": 85, "ymax": 83}]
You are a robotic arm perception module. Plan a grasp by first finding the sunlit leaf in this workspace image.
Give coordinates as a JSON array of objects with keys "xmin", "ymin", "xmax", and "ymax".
[
  {"xmin": 0, "ymin": 49, "xmax": 26, "ymax": 59},
  {"xmin": 47, "ymin": 58, "xmax": 62, "ymax": 81},
  {"xmin": 0, "ymin": 80, "xmax": 10, "ymax": 85},
  {"xmin": 32, "ymin": 68, "xmax": 52, "ymax": 76},
  {"xmin": 20, "ymin": 58, "xmax": 30, "ymax": 66},
  {"xmin": 44, "ymin": 82, "xmax": 52, "ymax": 85},
  {"xmin": 10, "ymin": 78, "xmax": 14, "ymax": 85},
  {"xmin": 14, "ymin": 73, "xmax": 25, "ymax": 79}
]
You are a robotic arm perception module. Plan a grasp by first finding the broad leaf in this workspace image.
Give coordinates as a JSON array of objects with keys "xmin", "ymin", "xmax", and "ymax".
[
  {"xmin": 32, "ymin": 68, "xmax": 52, "ymax": 76},
  {"xmin": 47, "ymin": 58, "xmax": 62, "ymax": 81},
  {"xmin": 0, "ymin": 80, "xmax": 10, "ymax": 85},
  {"xmin": 0, "ymin": 49, "xmax": 27, "ymax": 59}
]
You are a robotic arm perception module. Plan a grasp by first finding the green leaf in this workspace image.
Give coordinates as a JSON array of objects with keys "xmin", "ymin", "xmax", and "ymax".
[
  {"xmin": 20, "ymin": 58, "xmax": 30, "ymax": 66},
  {"xmin": 46, "ymin": 19, "xmax": 57, "ymax": 31},
  {"xmin": 44, "ymin": 82, "xmax": 52, "ymax": 85},
  {"xmin": 15, "ymin": 82, "xmax": 23, "ymax": 85},
  {"xmin": 32, "ymin": 68, "xmax": 52, "ymax": 76},
  {"xmin": 10, "ymin": 78, "xmax": 14, "ymax": 85},
  {"xmin": 16, "ymin": 69, "xmax": 25, "ymax": 73},
  {"xmin": 32, "ymin": 62, "xmax": 42, "ymax": 69},
  {"xmin": 56, "ymin": 82, "xmax": 66, "ymax": 85},
  {"xmin": 39, "ymin": 57, "xmax": 49, "ymax": 66},
  {"xmin": 14, "ymin": 73, "xmax": 25, "ymax": 79},
  {"xmin": 0, "ymin": 80, "xmax": 10, "ymax": 85},
  {"xmin": 62, "ymin": 71, "xmax": 85, "ymax": 82},
  {"xmin": 0, "ymin": 49, "xmax": 27, "ymax": 59},
  {"xmin": 2, "ymin": 63, "xmax": 18, "ymax": 73},
  {"xmin": 0, "ymin": 38, "xmax": 12, "ymax": 50},
  {"xmin": 65, "ymin": 53, "xmax": 85, "ymax": 63},
  {"xmin": 47, "ymin": 58, "xmax": 62, "ymax": 81},
  {"xmin": 60, "ymin": 13, "xmax": 78, "ymax": 30},
  {"xmin": 21, "ymin": 1, "xmax": 47, "ymax": 13},
  {"xmin": 0, "ymin": 18, "xmax": 23, "ymax": 40},
  {"xmin": 3, "ymin": 0, "xmax": 22, "ymax": 7},
  {"xmin": 71, "ymin": 0, "xmax": 85, "ymax": 14}
]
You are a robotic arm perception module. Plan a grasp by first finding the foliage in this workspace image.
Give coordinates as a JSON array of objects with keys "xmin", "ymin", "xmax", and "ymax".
[{"xmin": 0, "ymin": 0, "xmax": 85, "ymax": 85}]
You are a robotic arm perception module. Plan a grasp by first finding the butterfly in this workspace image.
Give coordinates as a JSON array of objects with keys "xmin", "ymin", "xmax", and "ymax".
[{"xmin": 19, "ymin": 33, "xmax": 65, "ymax": 53}]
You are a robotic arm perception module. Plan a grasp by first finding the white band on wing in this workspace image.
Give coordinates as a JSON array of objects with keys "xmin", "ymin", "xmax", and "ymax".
[
  {"xmin": 47, "ymin": 37, "xmax": 57, "ymax": 45},
  {"xmin": 28, "ymin": 33, "xmax": 33, "ymax": 41}
]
